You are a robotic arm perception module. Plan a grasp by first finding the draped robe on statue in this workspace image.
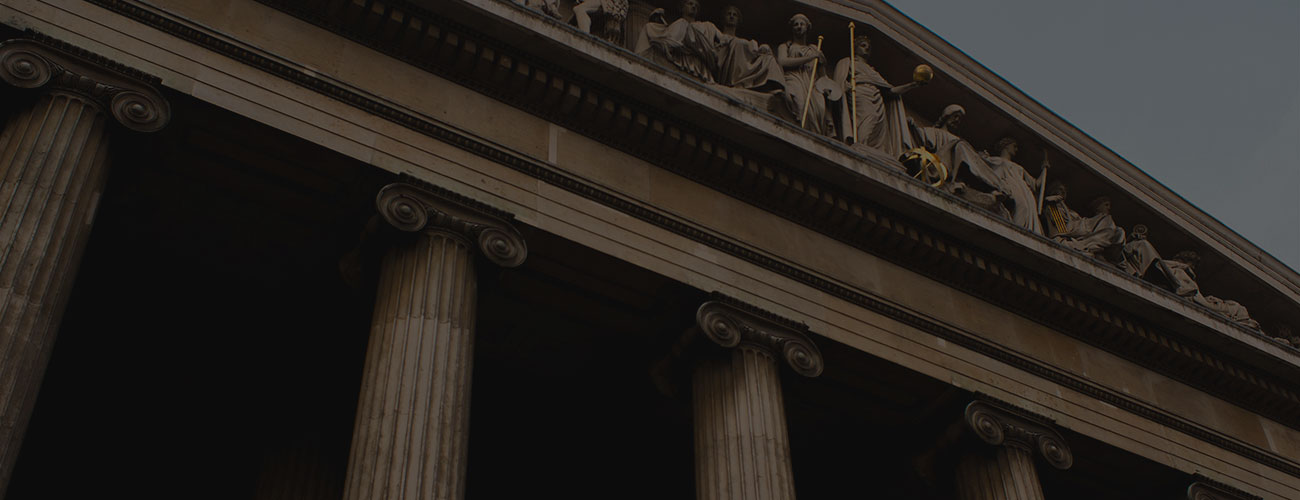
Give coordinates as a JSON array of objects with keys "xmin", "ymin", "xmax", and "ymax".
[
  {"xmin": 1041, "ymin": 200, "xmax": 1125, "ymax": 257},
  {"xmin": 909, "ymin": 125, "xmax": 1008, "ymax": 216},
  {"xmin": 832, "ymin": 58, "xmax": 909, "ymax": 157},
  {"xmin": 912, "ymin": 125, "xmax": 989, "ymax": 185},
  {"xmin": 979, "ymin": 156, "xmax": 1043, "ymax": 234},
  {"xmin": 1165, "ymin": 260, "xmax": 1260, "ymax": 329},
  {"xmin": 635, "ymin": 17, "xmax": 783, "ymax": 91},
  {"xmin": 635, "ymin": 17, "xmax": 722, "ymax": 83},
  {"xmin": 780, "ymin": 42, "xmax": 833, "ymax": 136},
  {"xmin": 714, "ymin": 35, "xmax": 784, "ymax": 91}
]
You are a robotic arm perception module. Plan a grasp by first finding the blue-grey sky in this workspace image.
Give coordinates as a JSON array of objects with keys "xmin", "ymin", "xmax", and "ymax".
[{"xmin": 885, "ymin": 0, "xmax": 1300, "ymax": 271}]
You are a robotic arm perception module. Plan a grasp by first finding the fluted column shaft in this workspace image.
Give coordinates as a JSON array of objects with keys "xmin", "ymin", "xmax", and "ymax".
[
  {"xmin": 693, "ymin": 345, "xmax": 796, "ymax": 500},
  {"xmin": 0, "ymin": 90, "xmax": 109, "ymax": 487},
  {"xmin": 345, "ymin": 230, "xmax": 476, "ymax": 500},
  {"xmin": 687, "ymin": 297, "xmax": 823, "ymax": 500},
  {"xmin": 0, "ymin": 36, "xmax": 168, "ymax": 494},
  {"xmin": 954, "ymin": 446, "xmax": 1044, "ymax": 500},
  {"xmin": 343, "ymin": 181, "xmax": 526, "ymax": 500}
]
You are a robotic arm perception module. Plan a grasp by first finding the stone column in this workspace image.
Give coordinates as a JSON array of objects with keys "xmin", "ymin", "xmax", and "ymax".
[
  {"xmin": 0, "ymin": 36, "xmax": 168, "ymax": 490},
  {"xmin": 690, "ymin": 297, "xmax": 823, "ymax": 500},
  {"xmin": 953, "ymin": 400, "xmax": 1073, "ymax": 500},
  {"xmin": 343, "ymin": 181, "xmax": 526, "ymax": 500}
]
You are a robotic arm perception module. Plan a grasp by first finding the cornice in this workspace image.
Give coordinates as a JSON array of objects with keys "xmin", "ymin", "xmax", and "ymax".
[
  {"xmin": 232, "ymin": 0, "xmax": 1300, "ymax": 419},
  {"xmin": 70, "ymin": 0, "xmax": 1300, "ymax": 478}
]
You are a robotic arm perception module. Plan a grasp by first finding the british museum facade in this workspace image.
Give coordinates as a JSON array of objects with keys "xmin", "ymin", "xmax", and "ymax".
[{"xmin": 0, "ymin": 0, "xmax": 1297, "ymax": 499}]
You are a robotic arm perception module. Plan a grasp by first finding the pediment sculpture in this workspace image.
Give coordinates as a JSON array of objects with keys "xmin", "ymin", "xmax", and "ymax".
[{"xmin": 509, "ymin": 0, "xmax": 1272, "ymax": 333}]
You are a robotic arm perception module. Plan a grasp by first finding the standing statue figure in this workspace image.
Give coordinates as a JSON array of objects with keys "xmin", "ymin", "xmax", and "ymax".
[
  {"xmin": 777, "ymin": 14, "xmax": 834, "ymax": 136},
  {"xmin": 908, "ymin": 105, "xmax": 1007, "ymax": 216},
  {"xmin": 1040, "ymin": 185, "xmax": 1125, "ymax": 258},
  {"xmin": 1164, "ymin": 251, "xmax": 1261, "ymax": 330},
  {"xmin": 712, "ymin": 5, "xmax": 785, "ymax": 91},
  {"xmin": 832, "ymin": 35, "xmax": 924, "ymax": 157},
  {"xmin": 634, "ymin": 0, "xmax": 721, "ymax": 83},
  {"xmin": 574, "ymin": 0, "xmax": 629, "ymax": 35},
  {"xmin": 979, "ymin": 137, "xmax": 1047, "ymax": 234}
]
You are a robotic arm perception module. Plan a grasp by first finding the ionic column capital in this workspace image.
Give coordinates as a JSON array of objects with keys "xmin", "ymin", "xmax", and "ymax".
[
  {"xmin": 0, "ymin": 33, "xmax": 170, "ymax": 132},
  {"xmin": 375, "ymin": 179, "xmax": 527, "ymax": 268},
  {"xmin": 694, "ymin": 295, "xmax": 823, "ymax": 377},
  {"xmin": 964, "ymin": 399, "xmax": 1073, "ymax": 470},
  {"xmin": 1187, "ymin": 476, "xmax": 1260, "ymax": 500}
]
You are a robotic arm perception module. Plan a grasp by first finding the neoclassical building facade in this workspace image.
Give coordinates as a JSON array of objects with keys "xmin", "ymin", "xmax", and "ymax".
[{"xmin": 0, "ymin": 1, "xmax": 1296, "ymax": 499}]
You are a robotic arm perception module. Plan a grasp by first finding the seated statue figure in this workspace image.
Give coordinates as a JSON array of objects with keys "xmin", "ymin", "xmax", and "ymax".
[
  {"xmin": 831, "ymin": 35, "xmax": 924, "ymax": 157},
  {"xmin": 1040, "ymin": 185, "xmax": 1125, "ymax": 258},
  {"xmin": 1118, "ymin": 224, "xmax": 1166, "ymax": 280},
  {"xmin": 908, "ymin": 105, "xmax": 1008, "ymax": 218},
  {"xmin": 712, "ymin": 5, "xmax": 784, "ymax": 91},
  {"xmin": 634, "ymin": 1, "xmax": 783, "ymax": 92},
  {"xmin": 1164, "ymin": 250, "xmax": 1261, "ymax": 330},
  {"xmin": 634, "ymin": 0, "xmax": 721, "ymax": 83}
]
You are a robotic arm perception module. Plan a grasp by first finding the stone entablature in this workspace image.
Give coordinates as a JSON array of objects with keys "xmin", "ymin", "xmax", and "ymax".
[
  {"xmin": 205, "ymin": 0, "xmax": 1300, "ymax": 430},
  {"xmin": 7, "ymin": 0, "xmax": 1289, "ymax": 493},
  {"xmin": 505, "ymin": 0, "xmax": 1289, "ymax": 336}
]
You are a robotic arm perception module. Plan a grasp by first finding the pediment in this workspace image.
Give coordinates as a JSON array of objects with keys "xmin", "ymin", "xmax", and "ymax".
[{"xmin": 456, "ymin": 0, "xmax": 1300, "ymax": 342}]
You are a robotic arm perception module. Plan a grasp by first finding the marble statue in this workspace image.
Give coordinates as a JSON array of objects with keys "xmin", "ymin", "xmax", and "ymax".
[
  {"xmin": 907, "ymin": 105, "xmax": 1007, "ymax": 216},
  {"xmin": 712, "ymin": 5, "xmax": 780, "ymax": 90},
  {"xmin": 573, "ymin": 0, "xmax": 629, "ymax": 35},
  {"xmin": 1040, "ymin": 185, "xmax": 1125, "ymax": 258},
  {"xmin": 979, "ymin": 137, "xmax": 1047, "ymax": 234},
  {"xmin": 634, "ymin": 0, "xmax": 721, "ymax": 83},
  {"xmin": 635, "ymin": 1, "xmax": 782, "ymax": 91},
  {"xmin": 1274, "ymin": 325, "xmax": 1298, "ymax": 348},
  {"xmin": 1118, "ymin": 224, "xmax": 1166, "ymax": 280},
  {"xmin": 776, "ymin": 14, "xmax": 834, "ymax": 136},
  {"xmin": 831, "ymin": 35, "xmax": 923, "ymax": 157},
  {"xmin": 517, "ymin": 0, "xmax": 562, "ymax": 18},
  {"xmin": 1164, "ymin": 250, "xmax": 1260, "ymax": 329},
  {"xmin": 712, "ymin": 5, "xmax": 785, "ymax": 91}
]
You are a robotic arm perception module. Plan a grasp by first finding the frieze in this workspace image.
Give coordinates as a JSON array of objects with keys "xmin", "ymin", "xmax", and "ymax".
[
  {"xmin": 146, "ymin": 0, "xmax": 1300, "ymax": 419},
  {"xmin": 75, "ymin": 0, "xmax": 1300, "ymax": 477},
  {"xmin": 234, "ymin": 0, "xmax": 1300, "ymax": 420}
]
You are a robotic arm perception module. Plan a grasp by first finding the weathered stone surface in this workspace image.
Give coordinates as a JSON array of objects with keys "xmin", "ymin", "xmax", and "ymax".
[
  {"xmin": 0, "ymin": 35, "xmax": 167, "ymax": 492},
  {"xmin": 690, "ymin": 296, "xmax": 821, "ymax": 500},
  {"xmin": 953, "ymin": 400, "xmax": 1072, "ymax": 500},
  {"xmin": 344, "ymin": 181, "xmax": 525, "ymax": 500}
]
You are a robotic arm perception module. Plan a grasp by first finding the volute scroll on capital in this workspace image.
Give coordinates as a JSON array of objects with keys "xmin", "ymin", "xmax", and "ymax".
[
  {"xmin": 1186, "ymin": 476, "xmax": 1261, "ymax": 500},
  {"xmin": 963, "ymin": 399, "xmax": 1073, "ymax": 470},
  {"xmin": 695, "ymin": 296, "xmax": 823, "ymax": 377},
  {"xmin": 0, "ymin": 35, "xmax": 170, "ymax": 132},
  {"xmin": 376, "ymin": 181, "xmax": 528, "ymax": 268}
]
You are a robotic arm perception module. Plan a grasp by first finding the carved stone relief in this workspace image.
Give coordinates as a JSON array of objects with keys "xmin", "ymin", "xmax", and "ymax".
[
  {"xmin": 506, "ymin": 0, "xmax": 1277, "ymax": 335},
  {"xmin": 1165, "ymin": 251, "xmax": 1260, "ymax": 330}
]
